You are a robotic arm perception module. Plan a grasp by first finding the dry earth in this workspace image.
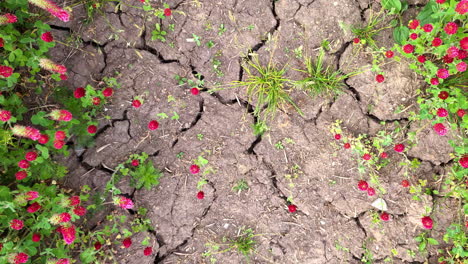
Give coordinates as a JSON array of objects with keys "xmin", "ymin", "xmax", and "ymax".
[{"xmin": 48, "ymin": 0, "xmax": 460, "ymax": 263}]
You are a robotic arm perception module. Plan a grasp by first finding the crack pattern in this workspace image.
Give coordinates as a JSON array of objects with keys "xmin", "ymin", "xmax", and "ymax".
[{"xmin": 153, "ymin": 180, "xmax": 218, "ymax": 263}]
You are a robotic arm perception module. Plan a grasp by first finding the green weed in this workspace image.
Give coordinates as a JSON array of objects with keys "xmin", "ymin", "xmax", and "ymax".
[
  {"xmin": 251, "ymin": 120, "xmax": 269, "ymax": 136},
  {"xmin": 293, "ymin": 48, "xmax": 357, "ymax": 97},
  {"xmin": 350, "ymin": 10, "xmax": 390, "ymax": 49},
  {"xmin": 151, "ymin": 23, "xmax": 167, "ymax": 42},
  {"xmin": 232, "ymin": 54, "xmax": 302, "ymax": 124},
  {"xmin": 232, "ymin": 179, "xmax": 249, "ymax": 193},
  {"xmin": 203, "ymin": 227, "xmax": 257, "ymax": 261}
]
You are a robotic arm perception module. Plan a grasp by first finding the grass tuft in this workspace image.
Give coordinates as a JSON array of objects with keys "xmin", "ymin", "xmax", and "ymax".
[
  {"xmin": 293, "ymin": 48, "xmax": 357, "ymax": 97},
  {"xmin": 232, "ymin": 54, "xmax": 302, "ymax": 129},
  {"xmin": 231, "ymin": 228, "xmax": 257, "ymax": 257},
  {"xmin": 350, "ymin": 10, "xmax": 389, "ymax": 49}
]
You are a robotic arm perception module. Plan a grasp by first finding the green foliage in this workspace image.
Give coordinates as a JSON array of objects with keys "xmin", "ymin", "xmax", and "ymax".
[
  {"xmin": 0, "ymin": 2, "xmax": 55, "ymax": 90},
  {"xmin": 232, "ymin": 228, "xmax": 257, "ymax": 257},
  {"xmin": 416, "ymin": 0, "xmax": 437, "ymax": 25},
  {"xmin": 130, "ymin": 159, "xmax": 162, "ymax": 190},
  {"xmin": 211, "ymin": 55, "xmax": 224, "ymax": 77},
  {"xmin": 393, "ymin": 25, "xmax": 409, "ymax": 45},
  {"xmin": 218, "ymin": 24, "xmax": 227, "ymax": 36},
  {"xmin": 395, "ymin": 0, "xmax": 466, "ymax": 88},
  {"xmin": 274, "ymin": 141, "xmax": 284, "ymax": 150},
  {"xmin": 380, "ymin": 0, "xmax": 409, "ymax": 44},
  {"xmin": 174, "ymin": 73, "xmax": 204, "ymax": 88},
  {"xmin": 232, "ymin": 54, "xmax": 302, "ymax": 124},
  {"xmin": 206, "ymin": 40, "xmax": 215, "ymax": 48},
  {"xmin": 195, "ymin": 155, "xmax": 209, "ymax": 167},
  {"xmin": 381, "ymin": 0, "xmax": 405, "ymax": 14},
  {"xmin": 109, "ymin": 152, "xmax": 163, "ymax": 193},
  {"xmin": 351, "ymin": 10, "xmax": 390, "ymax": 49},
  {"xmin": 0, "ymin": 184, "xmax": 90, "ymax": 263},
  {"xmin": 232, "ymin": 179, "xmax": 249, "ymax": 193},
  {"xmin": 251, "ymin": 120, "xmax": 268, "ymax": 136},
  {"xmin": 142, "ymin": 1, "xmax": 172, "ymax": 19},
  {"xmin": 203, "ymin": 227, "xmax": 257, "ymax": 262},
  {"xmin": 441, "ymin": 224, "xmax": 468, "ymax": 261},
  {"xmin": 192, "ymin": 33, "xmax": 202, "ymax": 46},
  {"xmin": 330, "ymin": 120, "xmax": 417, "ymax": 195},
  {"xmin": 293, "ymin": 48, "xmax": 356, "ymax": 97},
  {"xmin": 151, "ymin": 23, "xmax": 167, "ymax": 42},
  {"xmin": 414, "ymin": 232, "xmax": 438, "ymax": 253},
  {"xmin": 393, "ymin": 1, "xmax": 468, "ymax": 236},
  {"xmin": 0, "ymin": 2, "xmax": 158, "ymax": 262}
]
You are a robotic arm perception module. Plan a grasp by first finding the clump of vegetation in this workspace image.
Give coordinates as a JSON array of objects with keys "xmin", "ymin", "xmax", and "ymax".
[
  {"xmin": 203, "ymin": 227, "xmax": 258, "ymax": 262},
  {"xmin": 293, "ymin": 48, "xmax": 359, "ymax": 97},
  {"xmin": 351, "ymin": 8, "xmax": 395, "ymax": 50},
  {"xmin": 232, "ymin": 54, "xmax": 301, "ymax": 125},
  {"xmin": 232, "ymin": 179, "xmax": 249, "ymax": 193}
]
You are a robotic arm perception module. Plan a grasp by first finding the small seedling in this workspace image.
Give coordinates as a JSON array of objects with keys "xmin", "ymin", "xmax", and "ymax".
[
  {"xmin": 252, "ymin": 121, "xmax": 268, "ymax": 136},
  {"xmin": 197, "ymin": 178, "xmax": 208, "ymax": 189},
  {"xmin": 293, "ymin": 46, "xmax": 303, "ymax": 59},
  {"xmin": 244, "ymin": 24, "xmax": 255, "ymax": 31},
  {"xmin": 171, "ymin": 111, "xmax": 180, "ymax": 120},
  {"xmin": 206, "ymin": 40, "xmax": 215, "ymax": 48},
  {"xmin": 361, "ymin": 242, "xmax": 374, "ymax": 264},
  {"xmin": 174, "ymin": 74, "xmax": 204, "ymax": 88},
  {"xmin": 151, "ymin": 23, "xmax": 167, "ymax": 42},
  {"xmin": 218, "ymin": 24, "xmax": 226, "ymax": 35},
  {"xmin": 157, "ymin": 112, "xmax": 169, "ymax": 119},
  {"xmin": 168, "ymin": 23, "xmax": 175, "ymax": 31},
  {"xmin": 232, "ymin": 179, "xmax": 249, "ymax": 193},
  {"xmin": 192, "ymin": 33, "xmax": 202, "ymax": 46},
  {"xmin": 211, "ymin": 58, "xmax": 224, "ymax": 77},
  {"xmin": 203, "ymin": 227, "xmax": 257, "ymax": 261},
  {"xmin": 167, "ymin": 95, "xmax": 176, "ymax": 103},
  {"xmin": 197, "ymin": 134, "xmax": 204, "ymax": 140},
  {"xmin": 176, "ymin": 152, "xmax": 184, "ymax": 159},
  {"xmin": 274, "ymin": 141, "xmax": 284, "ymax": 150},
  {"xmin": 334, "ymin": 241, "xmax": 350, "ymax": 253},
  {"xmin": 204, "ymin": 21, "xmax": 213, "ymax": 31}
]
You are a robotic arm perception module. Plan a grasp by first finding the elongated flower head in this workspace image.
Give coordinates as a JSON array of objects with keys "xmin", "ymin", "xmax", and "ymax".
[
  {"xmin": 56, "ymin": 259, "xmax": 70, "ymax": 264},
  {"xmin": 60, "ymin": 224, "xmax": 76, "ymax": 244},
  {"xmin": 73, "ymin": 206, "xmax": 86, "ymax": 216},
  {"xmin": 12, "ymin": 125, "xmax": 41, "ymax": 141},
  {"xmin": 26, "ymin": 191, "xmax": 39, "ymax": 200},
  {"xmin": 0, "ymin": 13, "xmax": 17, "ymax": 25},
  {"xmin": 50, "ymin": 109, "xmax": 72, "ymax": 121},
  {"xmin": 39, "ymin": 58, "xmax": 67, "ymax": 74},
  {"xmin": 69, "ymin": 196, "xmax": 80, "ymax": 206},
  {"xmin": 10, "ymin": 252, "xmax": 29, "ymax": 264},
  {"xmin": 114, "ymin": 196, "xmax": 134, "ymax": 209},
  {"xmin": 28, "ymin": 0, "xmax": 70, "ymax": 22},
  {"xmin": 10, "ymin": 219, "xmax": 24, "ymax": 230}
]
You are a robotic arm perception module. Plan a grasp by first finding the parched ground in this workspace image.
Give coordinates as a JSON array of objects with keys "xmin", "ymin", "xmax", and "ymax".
[{"xmin": 49, "ymin": 0, "xmax": 461, "ymax": 263}]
